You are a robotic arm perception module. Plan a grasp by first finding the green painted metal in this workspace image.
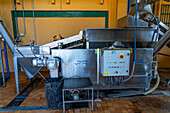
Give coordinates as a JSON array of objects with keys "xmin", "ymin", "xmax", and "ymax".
[
  {"xmin": 12, "ymin": 11, "xmax": 108, "ymax": 17},
  {"xmin": 153, "ymin": 2, "xmax": 155, "ymax": 14},
  {"xmin": 11, "ymin": 11, "xmax": 17, "ymax": 41},
  {"xmin": 105, "ymin": 11, "xmax": 109, "ymax": 28}
]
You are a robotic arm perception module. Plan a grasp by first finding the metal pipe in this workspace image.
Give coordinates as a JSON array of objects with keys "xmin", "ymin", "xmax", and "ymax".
[
  {"xmin": 153, "ymin": 29, "xmax": 170, "ymax": 57},
  {"xmin": 0, "ymin": 40, "xmax": 5, "ymax": 87},
  {"xmin": 2, "ymin": 41, "xmax": 10, "ymax": 78},
  {"xmin": 22, "ymin": 0, "xmax": 26, "ymax": 35},
  {"xmin": 97, "ymin": 48, "xmax": 100, "ymax": 85},
  {"xmin": 32, "ymin": 0, "xmax": 37, "ymax": 45},
  {"xmin": 94, "ymin": 48, "xmax": 102, "ymax": 102},
  {"xmin": 14, "ymin": 0, "xmax": 20, "ymax": 40},
  {"xmin": 0, "ymin": 21, "xmax": 16, "ymax": 53}
]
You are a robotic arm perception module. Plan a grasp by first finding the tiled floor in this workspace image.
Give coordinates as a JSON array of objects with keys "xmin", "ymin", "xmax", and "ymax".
[{"xmin": 0, "ymin": 72, "xmax": 170, "ymax": 113}]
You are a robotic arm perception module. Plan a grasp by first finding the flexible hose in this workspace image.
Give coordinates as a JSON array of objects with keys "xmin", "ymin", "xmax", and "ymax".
[
  {"xmin": 123, "ymin": 62, "xmax": 136, "ymax": 82},
  {"xmin": 144, "ymin": 75, "xmax": 160, "ymax": 95}
]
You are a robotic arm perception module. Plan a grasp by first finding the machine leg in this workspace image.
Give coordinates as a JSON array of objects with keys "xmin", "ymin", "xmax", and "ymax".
[
  {"xmin": 13, "ymin": 56, "xmax": 19, "ymax": 94},
  {"xmin": 62, "ymin": 89, "xmax": 65, "ymax": 113},
  {"xmin": 92, "ymin": 88, "xmax": 94, "ymax": 111}
]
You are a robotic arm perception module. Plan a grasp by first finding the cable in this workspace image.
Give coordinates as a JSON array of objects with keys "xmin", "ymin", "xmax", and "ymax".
[
  {"xmin": 134, "ymin": 0, "xmax": 138, "ymax": 62},
  {"xmin": 123, "ymin": 62, "xmax": 136, "ymax": 82},
  {"xmin": 32, "ymin": 0, "xmax": 37, "ymax": 45},
  {"xmin": 123, "ymin": 0, "xmax": 138, "ymax": 83}
]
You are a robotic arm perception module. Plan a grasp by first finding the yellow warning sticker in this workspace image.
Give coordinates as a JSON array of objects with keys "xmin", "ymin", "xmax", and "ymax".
[{"xmin": 104, "ymin": 72, "xmax": 110, "ymax": 75}]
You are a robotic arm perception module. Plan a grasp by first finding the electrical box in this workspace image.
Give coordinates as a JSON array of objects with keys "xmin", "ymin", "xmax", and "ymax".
[{"xmin": 101, "ymin": 50, "xmax": 130, "ymax": 76}]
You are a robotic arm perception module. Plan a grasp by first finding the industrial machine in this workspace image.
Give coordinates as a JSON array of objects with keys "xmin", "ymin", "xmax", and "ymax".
[{"xmin": 0, "ymin": 0, "xmax": 169, "ymax": 102}]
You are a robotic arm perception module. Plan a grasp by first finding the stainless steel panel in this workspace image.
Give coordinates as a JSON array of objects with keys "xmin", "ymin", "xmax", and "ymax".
[
  {"xmin": 51, "ymin": 49, "xmax": 153, "ymax": 90},
  {"xmin": 0, "ymin": 18, "xmax": 17, "ymax": 53},
  {"xmin": 117, "ymin": 15, "xmax": 148, "ymax": 28},
  {"xmin": 84, "ymin": 28, "xmax": 155, "ymax": 43},
  {"xmin": 154, "ymin": 29, "xmax": 170, "ymax": 57},
  {"xmin": 131, "ymin": 0, "xmax": 159, "ymax": 5},
  {"xmin": 18, "ymin": 58, "xmax": 42, "ymax": 78},
  {"xmin": 101, "ymin": 50, "xmax": 130, "ymax": 76},
  {"xmin": 52, "ymin": 49, "xmax": 96, "ymax": 78},
  {"xmin": 134, "ymin": 48, "xmax": 153, "ymax": 75}
]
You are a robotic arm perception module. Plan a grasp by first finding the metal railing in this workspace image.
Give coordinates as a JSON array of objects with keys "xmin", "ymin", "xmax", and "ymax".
[{"xmin": 160, "ymin": 4, "xmax": 170, "ymax": 27}]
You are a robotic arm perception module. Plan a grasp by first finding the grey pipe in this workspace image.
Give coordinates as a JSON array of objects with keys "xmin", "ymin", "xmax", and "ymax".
[
  {"xmin": 0, "ymin": 39, "xmax": 5, "ymax": 87},
  {"xmin": 0, "ymin": 18, "xmax": 17, "ymax": 53},
  {"xmin": 153, "ymin": 29, "xmax": 170, "ymax": 57},
  {"xmin": 32, "ymin": 0, "xmax": 37, "ymax": 45},
  {"xmin": 22, "ymin": 0, "xmax": 26, "ymax": 35}
]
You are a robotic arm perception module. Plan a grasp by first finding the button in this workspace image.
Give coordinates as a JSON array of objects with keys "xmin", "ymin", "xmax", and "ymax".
[
  {"xmin": 115, "ymin": 71, "xmax": 118, "ymax": 74},
  {"xmin": 114, "ymin": 66, "xmax": 116, "ymax": 68},
  {"xmin": 119, "ymin": 55, "xmax": 124, "ymax": 59}
]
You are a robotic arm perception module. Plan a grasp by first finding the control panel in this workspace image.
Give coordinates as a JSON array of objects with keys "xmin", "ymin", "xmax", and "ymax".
[{"xmin": 101, "ymin": 50, "xmax": 130, "ymax": 76}]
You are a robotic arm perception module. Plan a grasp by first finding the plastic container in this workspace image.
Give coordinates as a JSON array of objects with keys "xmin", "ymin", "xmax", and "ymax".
[{"xmin": 43, "ymin": 77, "xmax": 64, "ymax": 108}]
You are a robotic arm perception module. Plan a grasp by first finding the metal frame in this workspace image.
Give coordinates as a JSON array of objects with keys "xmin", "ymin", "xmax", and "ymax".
[
  {"xmin": 0, "ymin": 41, "xmax": 10, "ymax": 87},
  {"xmin": 62, "ymin": 88, "xmax": 93, "ymax": 113},
  {"xmin": 160, "ymin": 4, "xmax": 170, "ymax": 27}
]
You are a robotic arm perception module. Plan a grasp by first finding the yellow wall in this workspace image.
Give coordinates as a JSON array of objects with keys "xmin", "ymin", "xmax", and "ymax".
[
  {"xmin": 117, "ymin": 0, "xmax": 127, "ymax": 19},
  {"xmin": 18, "ymin": 17, "xmax": 105, "ymax": 45},
  {"xmin": 0, "ymin": 1, "xmax": 2, "ymax": 16}
]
